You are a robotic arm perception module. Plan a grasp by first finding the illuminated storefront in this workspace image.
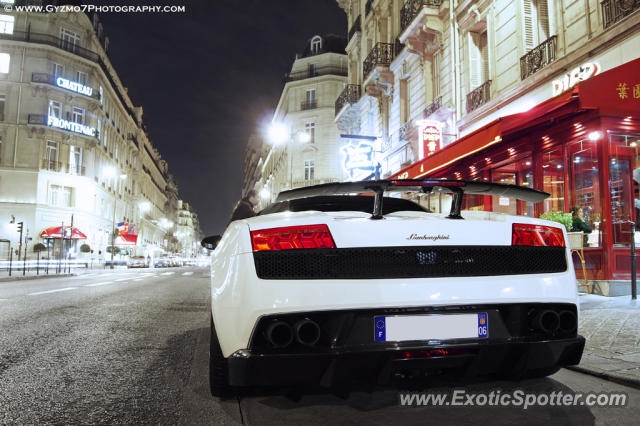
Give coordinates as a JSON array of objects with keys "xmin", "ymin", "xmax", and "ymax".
[{"xmin": 391, "ymin": 59, "xmax": 640, "ymax": 290}]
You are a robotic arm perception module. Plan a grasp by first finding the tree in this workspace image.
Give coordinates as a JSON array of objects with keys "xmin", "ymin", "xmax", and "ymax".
[
  {"xmin": 80, "ymin": 244, "xmax": 91, "ymax": 253},
  {"xmin": 33, "ymin": 243, "xmax": 46, "ymax": 253},
  {"xmin": 106, "ymin": 246, "xmax": 120, "ymax": 255}
]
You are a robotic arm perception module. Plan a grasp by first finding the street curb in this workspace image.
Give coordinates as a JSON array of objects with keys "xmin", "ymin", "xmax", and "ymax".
[
  {"xmin": 567, "ymin": 365, "xmax": 640, "ymax": 390},
  {"xmin": 0, "ymin": 273, "xmax": 76, "ymax": 283}
]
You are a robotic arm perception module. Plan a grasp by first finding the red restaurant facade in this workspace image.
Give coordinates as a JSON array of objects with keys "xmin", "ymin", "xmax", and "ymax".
[{"xmin": 390, "ymin": 58, "xmax": 640, "ymax": 294}]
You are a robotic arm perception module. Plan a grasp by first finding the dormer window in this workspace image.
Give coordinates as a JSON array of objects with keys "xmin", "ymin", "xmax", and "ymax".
[{"xmin": 310, "ymin": 35, "xmax": 322, "ymax": 54}]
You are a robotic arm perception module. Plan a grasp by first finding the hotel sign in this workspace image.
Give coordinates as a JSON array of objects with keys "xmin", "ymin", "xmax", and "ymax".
[
  {"xmin": 47, "ymin": 116, "xmax": 96, "ymax": 137},
  {"xmin": 56, "ymin": 77, "xmax": 93, "ymax": 97},
  {"xmin": 552, "ymin": 62, "xmax": 600, "ymax": 96},
  {"xmin": 341, "ymin": 141, "xmax": 375, "ymax": 179},
  {"xmin": 418, "ymin": 120, "xmax": 443, "ymax": 159}
]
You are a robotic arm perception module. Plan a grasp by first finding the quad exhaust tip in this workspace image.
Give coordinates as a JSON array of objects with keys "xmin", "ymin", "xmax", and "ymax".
[
  {"xmin": 265, "ymin": 320, "xmax": 294, "ymax": 348},
  {"xmin": 559, "ymin": 310, "xmax": 577, "ymax": 333},
  {"xmin": 294, "ymin": 318, "xmax": 321, "ymax": 346},
  {"xmin": 530, "ymin": 309, "xmax": 560, "ymax": 334}
]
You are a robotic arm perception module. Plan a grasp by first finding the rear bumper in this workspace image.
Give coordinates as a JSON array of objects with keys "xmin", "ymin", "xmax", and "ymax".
[{"xmin": 227, "ymin": 336, "xmax": 585, "ymax": 387}]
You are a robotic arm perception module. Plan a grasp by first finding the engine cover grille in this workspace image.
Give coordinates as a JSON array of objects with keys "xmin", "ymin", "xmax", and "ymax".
[{"xmin": 253, "ymin": 246, "xmax": 567, "ymax": 280}]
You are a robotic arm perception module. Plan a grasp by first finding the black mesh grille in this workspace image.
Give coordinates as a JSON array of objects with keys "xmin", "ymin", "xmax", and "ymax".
[{"xmin": 253, "ymin": 246, "xmax": 567, "ymax": 280}]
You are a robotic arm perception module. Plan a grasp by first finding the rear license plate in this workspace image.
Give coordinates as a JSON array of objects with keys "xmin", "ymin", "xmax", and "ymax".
[{"xmin": 374, "ymin": 313, "xmax": 488, "ymax": 342}]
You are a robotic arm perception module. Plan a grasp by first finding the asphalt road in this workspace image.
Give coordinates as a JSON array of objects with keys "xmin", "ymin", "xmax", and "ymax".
[{"xmin": 0, "ymin": 267, "xmax": 639, "ymax": 425}]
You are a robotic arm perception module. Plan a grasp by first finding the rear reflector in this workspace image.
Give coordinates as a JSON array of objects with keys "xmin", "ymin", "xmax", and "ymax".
[
  {"xmin": 251, "ymin": 224, "xmax": 336, "ymax": 251},
  {"xmin": 512, "ymin": 223, "xmax": 565, "ymax": 247}
]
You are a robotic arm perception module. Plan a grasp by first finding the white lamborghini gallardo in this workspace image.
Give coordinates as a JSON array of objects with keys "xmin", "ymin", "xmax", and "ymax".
[{"xmin": 202, "ymin": 179, "xmax": 585, "ymax": 397}]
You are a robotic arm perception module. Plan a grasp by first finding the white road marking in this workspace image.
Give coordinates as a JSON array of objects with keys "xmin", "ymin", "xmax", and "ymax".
[
  {"xmin": 182, "ymin": 272, "xmax": 193, "ymax": 276},
  {"xmin": 160, "ymin": 272, "xmax": 175, "ymax": 276},
  {"xmin": 0, "ymin": 298, "xmax": 8, "ymax": 301},
  {"xmin": 84, "ymin": 281, "xmax": 114, "ymax": 287},
  {"xmin": 115, "ymin": 278, "xmax": 129, "ymax": 282},
  {"xmin": 29, "ymin": 287, "xmax": 77, "ymax": 296}
]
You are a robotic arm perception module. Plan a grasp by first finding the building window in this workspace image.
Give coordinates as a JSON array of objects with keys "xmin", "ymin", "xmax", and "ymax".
[
  {"xmin": 304, "ymin": 160, "xmax": 315, "ymax": 180},
  {"xmin": 310, "ymin": 36, "xmax": 322, "ymax": 54},
  {"xmin": 0, "ymin": 94, "xmax": 5, "ymax": 121},
  {"xmin": 522, "ymin": 0, "xmax": 552, "ymax": 51},
  {"xmin": 467, "ymin": 30, "xmax": 488, "ymax": 91},
  {"xmin": 45, "ymin": 141, "xmax": 58, "ymax": 169},
  {"xmin": 48, "ymin": 185, "xmax": 73, "ymax": 207},
  {"xmin": 304, "ymin": 122, "xmax": 315, "ymax": 143},
  {"xmin": 99, "ymin": 86, "xmax": 104, "ymax": 106},
  {"xmin": 0, "ymin": 135, "xmax": 2, "ymax": 163},
  {"xmin": 542, "ymin": 147, "xmax": 564, "ymax": 213},
  {"xmin": 308, "ymin": 63, "xmax": 319, "ymax": 77},
  {"xmin": 306, "ymin": 89, "xmax": 316, "ymax": 104},
  {"xmin": 400, "ymin": 78, "xmax": 409, "ymax": 124},
  {"xmin": 0, "ymin": 15, "xmax": 14, "ymax": 34},
  {"xmin": 69, "ymin": 145, "xmax": 82, "ymax": 175},
  {"xmin": 72, "ymin": 107, "xmax": 84, "ymax": 124},
  {"xmin": 433, "ymin": 51, "xmax": 441, "ymax": 99},
  {"xmin": 60, "ymin": 28, "xmax": 81, "ymax": 52},
  {"xmin": 52, "ymin": 63, "xmax": 63, "ymax": 78},
  {"xmin": 48, "ymin": 100, "xmax": 61, "ymax": 118},
  {"xmin": 76, "ymin": 71, "xmax": 87, "ymax": 86},
  {"xmin": 0, "ymin": 53, "xmax": 9, "ymax": 74},
  {"xmin": 115, "ymin": 143, "xmax": 118, "ymax": 159}
]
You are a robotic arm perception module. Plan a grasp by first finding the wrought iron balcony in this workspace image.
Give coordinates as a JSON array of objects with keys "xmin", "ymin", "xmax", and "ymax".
[
  {"xmin": 335, "ymin": 84, "xmax": 361, "ymax": 116},
  {"xmin": 68, "ymin": 165, "xmax": 86, "ymax": 176},
  {"xmin": 602, "ymin": 0, "xmax": 640, "ymax": 29},
  {"xmin": 285, "ymin": 66, "xmax": 347, "ymax": 82},
  {"xmin": 32, "ymin": 73, "xmax": 55, "ymax": 84},
  {"xmin": 400, "ymin": 0, "xmax": 443, "ymax": 32},
  {"xmin": 363, "ymin": 42, "xmax": 394, "ymax": 80},
  {"xmin": 399, "ymin": 119, "xmax": 415, "ymax": 141},
  {"xmin": 424, "ymin": 96, "xmax": 442, "ymax": 117},
  {"xmin": 520, "ymin": 35, "xmax": 557, "ymax": 80},
  {"xmin": 348, "ymin": 15, "xmax": 361, "ymax": 41},
  {"xmin": 41, "ymin": 159, "xmax": 62, "ymax": 172},
  {"xmin": 365, "ymin": 0, "xmax": 374, "ymax": 16},
  {"xmin": 466, "ymin": 80, "xmax": 491, "ymax": 114},
  {"xmin": 300, "ymin": 100, "xmax": 318, "ymax": 111},
  {"xmin": 28, "ymin": 114, "xmax": 47, "ymax": 125}
]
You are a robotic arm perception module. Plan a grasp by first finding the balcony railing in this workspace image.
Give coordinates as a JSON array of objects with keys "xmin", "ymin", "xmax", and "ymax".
[
  {"xmin": 300, "ymin": 100, "xmax": 318, "ymax": 111},
  {"xmin": 602, "ymin": 0, "xmax": 640, "ymax": 29},
  {"xmin": 466, "ymin": 80, "xmax": 491, "ymax": 114},
  {"xmin": 31, "ymin": 72, "xmax": 55, "ymax": 84},
  {"xmin": 28, "ymin": 114, "xmax": 47, "ymax": 125},
  {"xmin": 42, "ymin": 159, "xmax": 62, "ymax": 172},
  {"xmin": 335, "ymin": 84, "xmax": 361, "ymax": 116},
  {"xmin": 400, "ymin": 0, "xmax": 443, "ymax": 32},
  {"xmin": 285, "ymin": 66, "xmax": 347, "ymax": 82},
  {"xmin": 68, "ymin": 165, "xmax": 86, "ymax": 176},
  {"xmin": 348, "ymin": 15, "xmax": 361, "ymax": 41},
  {"xmin": 399, "ymin": 119, "xmax": 414, "ymax": 141},
  {"xmin": 520, "ymin": 35, "xmax": 557, "ymax": 80},
  {"xmin": 424, "ymin": 95, "xmax": 442, "ymax": 117},
  {"xmin": 363, "ymin": 42, "xmax": 394, "ymax": 80},
  {"xmin": 365, "ymin": 0, "xmax": 374, "ymax": 16}
]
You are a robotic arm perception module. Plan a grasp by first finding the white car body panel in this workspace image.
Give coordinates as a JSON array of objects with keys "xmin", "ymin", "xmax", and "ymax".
[{"xmin": 210, "ymin": 210, "xmax": 578, "ymax": 358}]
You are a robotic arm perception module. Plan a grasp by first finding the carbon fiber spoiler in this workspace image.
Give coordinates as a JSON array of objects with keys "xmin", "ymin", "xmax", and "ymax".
[{"xmin": 276, "ymin": 179, "xmax": 550, "ymax": 220}]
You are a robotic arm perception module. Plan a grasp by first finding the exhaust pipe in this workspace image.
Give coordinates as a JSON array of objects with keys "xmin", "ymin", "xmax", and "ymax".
[
  {"xmin": 559, "ymin": 310, "xmax": 577, "ymax": 334},
  {"xmin": 294, "ymin": 318, "xmax": 321, "ymax": 346},
  {"xmin": 265, "ymin": 320, "xmax": 294, "ymax": 348},
  {"xmin": 530, "ymin": 310, "xmax": 560, "ymax": 334}
]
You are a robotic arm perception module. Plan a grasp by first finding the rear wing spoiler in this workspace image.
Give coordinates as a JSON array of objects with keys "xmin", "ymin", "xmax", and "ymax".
[{"xmin": 275, "ymin": 179, "xmax": 550, "ymax": 220}]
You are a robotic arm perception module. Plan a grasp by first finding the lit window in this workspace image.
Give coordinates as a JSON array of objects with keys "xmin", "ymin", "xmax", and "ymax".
[
  {"xmin": 522, "ymin": 0, "xmax": 552, "ymax": 52},
  {"xmin": 52, "ymin": 63, "xmax": 63, "ymax": 77},
  {"xmin": 72, "ymin": 107, "xmax": 84, "ymax": 124},
  {"xmin": 48, "ymin": 100, "xmax": 61, "ymax": 118},
  {"xmin": 0, "ymin": 15, "xmax": 14, "ymax": 35},
  {"xmin": 304, "ymin": 160, "xmax": 315, "ymax": 180},
  {"xmin": 69, "ymin": 146, "xmax": 82, "ymax": 175},
  {"xmin": 305, "ymin": 122, "xmax": 315, "ymax": 143},
  {"xmin": 0, "ymin": 53, "xmax": 9, "ymax": 74},
  {"xmin": 76, "ymin": 71, "xmax": 87, "ymax": 86}
]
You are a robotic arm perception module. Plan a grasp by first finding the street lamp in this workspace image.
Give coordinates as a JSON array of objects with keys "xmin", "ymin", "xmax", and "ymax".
[
  {"xmin": 103, "ymin": 166, "xmax": 126, "ymax": 269},
  {"xmin": 265, "ymin": 122, "xmax": 310, "ymax": 190}
]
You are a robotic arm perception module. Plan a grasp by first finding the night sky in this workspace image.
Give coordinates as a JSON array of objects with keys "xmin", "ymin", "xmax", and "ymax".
[{"xmin": 97, "ymin": 0, "xmax": 347, "ymax": 236}]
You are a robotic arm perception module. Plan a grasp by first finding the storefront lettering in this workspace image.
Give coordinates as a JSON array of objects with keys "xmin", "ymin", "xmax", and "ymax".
[
  {"xmin": 615, "ymin": 82, "xmax": 640, "ymax": 100},
  {"xmin": 551, "ymin": 62, "xmax": 600, "ymax": 96},
  {"xmin": 47, "ymin": 116, "xmax": 96, "ymax": 137},
  {"xmin": 56, "ymin": 77, "xmax": 93, "ymax": 97},
  {"xmin": 341, "ymin": 141, "xmax": 375, "ymax": 179},
  {"xmin": 418, "ymin": 120, "xmax": 443, "ymax": 160},
  {"xmin": 635, "ymin": 84, "xmax": 640, "ymax": 99}
]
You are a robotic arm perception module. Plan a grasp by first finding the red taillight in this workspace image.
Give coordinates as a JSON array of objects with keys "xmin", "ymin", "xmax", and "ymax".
[
  {"xmin": 250, "ymin": 224, "xmax": 336, "ymax": 251},
  {"xmin": 512, "ymin": 223, "xmax": 565, "ymax": 247}
]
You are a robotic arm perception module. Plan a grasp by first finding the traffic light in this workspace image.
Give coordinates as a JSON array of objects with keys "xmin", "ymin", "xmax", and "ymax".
[{"xmin": 17, "ymin": 221, "xmax": 23, "ymax": 234}]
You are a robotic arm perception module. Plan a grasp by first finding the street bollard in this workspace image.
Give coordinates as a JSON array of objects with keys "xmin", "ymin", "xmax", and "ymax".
[
  {"xmin": 37, "ymin": 251, "xmax": 40, "ymax": 276},
  {"xmin": 631, "ymin": 222, "xmax": 637, "ymax": 300},
  {"xmin": 8, "ymin": 247, "xmax": 12, "ymax": 277}
]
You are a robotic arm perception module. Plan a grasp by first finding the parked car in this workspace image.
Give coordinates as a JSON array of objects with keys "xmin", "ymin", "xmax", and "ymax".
[
  {"xmin": 127, "ymin": 256, "xmax": 149, "ymax": 268},
  {"xmin": 154, "ymin": 255, "xmax": 170, "ymax": 268},
  {"xmin": 202, "ymin": 179, "xmax": 584, "ymax": 397}
]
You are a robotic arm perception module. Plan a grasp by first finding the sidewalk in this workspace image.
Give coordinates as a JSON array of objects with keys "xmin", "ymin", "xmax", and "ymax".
[
  {"xmin": 0, "ymin": 265, "xmax": 127, "ymax": 283},
  {"xmin": 571, "ymin": 294, "xmax": 640, "ymax": 388}
]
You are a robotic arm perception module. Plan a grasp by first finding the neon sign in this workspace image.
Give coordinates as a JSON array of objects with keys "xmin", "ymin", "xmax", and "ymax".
[
  {"xmin": 552, "ymin": 62, "xmax": 600, "ymax": 96},
  {"xmin": 47, "ymin": 116, "xmax": 96, "ymax": 137},
  {"xmin": 418, "ymin": 120, "xmax": 443, "ymax": 159},
  {"xmin": 56, "ymin": 77, "xmax": 93, "ymax": 97},
  {"xmin": 341, "ymin": 141, "xmax": 375, "ymax": 179}
]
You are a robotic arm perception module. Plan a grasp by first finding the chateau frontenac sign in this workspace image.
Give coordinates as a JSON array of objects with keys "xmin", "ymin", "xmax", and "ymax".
[
  {"xmin": 47, "ymin": 116, "xmax": 96, "ymax": 137},
  {"xmin": 56, "ymin": 77, "xmax": 93, "ymax": 97}
]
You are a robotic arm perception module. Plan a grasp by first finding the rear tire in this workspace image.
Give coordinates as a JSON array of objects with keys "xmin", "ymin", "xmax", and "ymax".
[{"xmin": 209, "ymin": 316, "xmax": 235, "ymax": 398}]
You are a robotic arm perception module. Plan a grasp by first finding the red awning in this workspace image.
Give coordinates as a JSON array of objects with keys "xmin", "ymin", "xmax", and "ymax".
[
  {"xmin": 40, "ymin": 226, "xmax": 87, "ymax": 239},
  {"xmin": 578, "ymin": 57, "xmax": 640, "ymax": 116},
  {"xmin": 115, "ymin": 234, "xmax": 138, "ymax": 246}
]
